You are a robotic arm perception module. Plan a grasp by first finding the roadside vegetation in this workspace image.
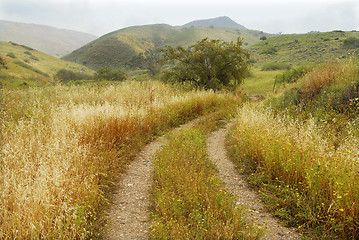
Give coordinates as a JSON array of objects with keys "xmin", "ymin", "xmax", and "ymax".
[
  {"xmin": 1, "ymin": 26, "xmax": 359, "ymax": 239},
  {"xmin": 227, "ymin": 60, "xmax": 359, "ymax": 239},
  {"xmin": 150, "ymin": 110, "xmax": 261, "ymax": 239},
  {"xmin": 0, "ymin": 81, "xmax": 235, "ymax": 239}
]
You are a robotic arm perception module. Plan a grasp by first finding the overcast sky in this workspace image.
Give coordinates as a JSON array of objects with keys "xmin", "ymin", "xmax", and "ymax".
[{"xmin": 1, "ymin": 0, "xmax": 358, "ymax": 36}]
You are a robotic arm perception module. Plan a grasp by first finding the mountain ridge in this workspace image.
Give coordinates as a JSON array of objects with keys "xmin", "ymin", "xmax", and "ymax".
[
  {"xmin": 181, "ymin": 16, "xmax": 246, "ymax": 29},
  {"xmin": 0, "ymin": 20, "xmax": 98, "ymax": 57}
]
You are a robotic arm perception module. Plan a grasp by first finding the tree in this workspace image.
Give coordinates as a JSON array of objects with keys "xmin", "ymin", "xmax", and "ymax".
[
  {"xmin": 260, "ymin": 36, "xmax": 267, "ymax": 41},
  {"xmin": 128, "ymin": 49, "xmax": 162, "ymax": 76},
  {"xmin": 160, "ymin": 38, "xmax": 251, "ymax": 90}
]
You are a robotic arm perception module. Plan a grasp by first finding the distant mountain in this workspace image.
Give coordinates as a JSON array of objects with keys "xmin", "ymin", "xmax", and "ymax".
[
  {"xmin": 63, "ymin": 18, "xmax": 270, "ymax": 70},
  {"xmin": 182, "ymin": 16, "xmax": 246, "ymax": 29},
  {"xmin": 0, "ymin": 20, "xmax": 98, "ymax": 57}
]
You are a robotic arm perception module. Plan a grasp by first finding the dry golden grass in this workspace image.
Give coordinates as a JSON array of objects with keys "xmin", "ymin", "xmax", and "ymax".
[
  {"xmin": 0, "ymin": 81, "xmax": 235, "ymax": 239},
  {"xmin": 227, "ymin": 103, "xmax": 359, "ymax": 238}
]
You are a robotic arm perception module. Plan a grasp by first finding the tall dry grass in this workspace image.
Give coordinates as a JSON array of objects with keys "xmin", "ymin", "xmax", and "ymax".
[
  {"xmin": 0, "ymin": 81, "xmax": 236, "ymax": 239},
  {"xmin": 227, "ymin": 103, "xmax": 359, "ymax": 239}
]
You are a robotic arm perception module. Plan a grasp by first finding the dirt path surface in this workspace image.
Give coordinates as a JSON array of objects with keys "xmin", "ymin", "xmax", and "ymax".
[
  {"xmin": 207, "ymin": 124, "xmax": 301, "ymax": 240},
  {"xmin": 104, "ymin": 119, "xmax": 201, "ymax": 239},
  {"xmin": 104, "ymin": 136, "xmax": 165, "ymax": 240}
]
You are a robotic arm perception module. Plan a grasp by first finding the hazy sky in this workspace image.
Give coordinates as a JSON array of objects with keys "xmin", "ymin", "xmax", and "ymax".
[{"xmin": 1, "ymin": 0, "xmax": 358, "ymax": 36}]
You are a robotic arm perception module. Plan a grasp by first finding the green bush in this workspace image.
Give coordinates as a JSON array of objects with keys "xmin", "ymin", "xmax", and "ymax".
[
  {"xmin": 275, "ymin": 66, "xmax": 312, "ymax": 84},
  {"xmin": 94, "ymin": 67, "xmax": 126, "ymax": 81},
  {"xmin": 260, "ymin": 46, "xmax": 278, "ymax": 55},
  {"xmin": 55, "ymin": 69, "xmax": 93, "ymax": 83},
  {"xmin": 343, "ymin": 37, "xmax": 359, "ymax": 49},
  {"xmin": 6, "ymin": 52, "xmax": 16, "ymax": 59},
  {"xmin": 261, "ymin": 62, "xmax": 291, "ymax": 71}
]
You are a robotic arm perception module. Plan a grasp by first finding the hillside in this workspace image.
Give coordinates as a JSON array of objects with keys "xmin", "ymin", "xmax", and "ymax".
[
  {"xmin": 63, "ymin": 18, "xmax": 271, "ymax": 70},
  {"xmin": 0, "ymin": 41, "xmax": 94, "ymax": 85},
  {"xmin": 181, "ymin": 16, "xmax": 246, "ymax": 29},
  {"xmin": 0, "ymin": 20, "xmax": 98, "ymax": 57},
  {"xmin": 251, "ymin": 30, "xmax": 359, "ymax": 66},
  {"xmin": 62, "ymin": 24, "xmax": 180, "ymax": 70}
]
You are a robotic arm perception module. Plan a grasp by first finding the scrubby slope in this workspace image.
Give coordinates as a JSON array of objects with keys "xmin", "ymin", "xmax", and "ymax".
[
  {"xmin": 251, "ymin": 31, "xmax": 359, "ymax": 65},
  {"xmin": 0, "ymin": 41, "xmax": 93, "ymax": 85}
]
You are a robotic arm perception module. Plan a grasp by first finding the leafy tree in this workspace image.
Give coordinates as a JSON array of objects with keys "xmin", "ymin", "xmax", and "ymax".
[
  {"xmin": 260, "ymin": 36, "xmax": 267, "ymax": 41},
  {"xmin": 0, "ymin": 55, "xmax": 7, "ymax": 70},
  {"xmin": 160, "ymin": 38, "xmax": 251, "ymax": 90},
  {"xmin": 128, "ymin": 49, "xmax": 162, "ymax": 76},
  {"xmin": 94, "ymin": 67, "xmax": 127, "ymax": 81}
]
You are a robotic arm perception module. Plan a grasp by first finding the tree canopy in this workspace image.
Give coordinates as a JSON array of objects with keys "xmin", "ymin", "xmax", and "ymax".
[{"xmin": 160, "ymin": 38, "xmax": 251, "ymax": 90}]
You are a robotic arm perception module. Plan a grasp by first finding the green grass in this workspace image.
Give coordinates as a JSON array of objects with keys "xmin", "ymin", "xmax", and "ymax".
[
  {"xmin": 251, "ymin": 31, "xmax": 359, "ymax": 66},
  {"xmin": 150, "ymin": 110, "xmax": 261, "ymax": 239},
  {"xmin": 242, "ymin": 68, "xmax": 285, "ymax": 97},
  {"xmin": 0, "ymin": 41, "xmax": 94, "ymax": 87}
]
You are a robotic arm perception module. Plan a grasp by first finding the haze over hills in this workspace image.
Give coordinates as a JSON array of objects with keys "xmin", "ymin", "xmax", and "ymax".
[
  {"xmin": 63, "ymin": 17, "xmax": 271, "ymax": 70},
  {"xmin": 0, "ymin": 20, "xmax": 98, "ymax": 57}
]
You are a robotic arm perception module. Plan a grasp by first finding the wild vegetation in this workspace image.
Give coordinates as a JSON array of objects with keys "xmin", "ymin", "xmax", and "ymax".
[
  {"xmin": 228, "ymin": 60, "xmax": 359, "ymax": 239},
  {"xmin": 1, "ymin": 19, "xmax": 359, "ymax": 239},
  {"xmin": 151, "ymin": 125, "xmax": 260, "ymax": 239},
  {"xmin": 0, "ymin": 81, "xmax": 234, "ymax": 239},
  {"xmin": 160, "ymin": 38, "xmax": 251, "ymax": 90}
]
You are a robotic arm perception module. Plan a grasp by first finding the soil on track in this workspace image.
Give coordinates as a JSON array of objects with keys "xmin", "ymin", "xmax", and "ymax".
[
  {"xmin": 207, "ymin": 124, "xmax": 301, "ymax": 240},
  {"xmin": 104, "ymin": 120, "xmax": 301, "ymax": 239}
]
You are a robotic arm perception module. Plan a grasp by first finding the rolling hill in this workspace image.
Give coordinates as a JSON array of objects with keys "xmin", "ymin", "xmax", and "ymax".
[
  {"xmin": 63, "ymin": 17, "xmax": 271, "ymax": 70},
  {"xmin": 250, "ymin": 30, "xmax": 359, "ymax": 66},
  {"xmin": 0, "ymin": 41, "xmax": 94, "ymax": 85},
  {"xmin": 0, "ymin": 20, "xmax": 98, "ymax": 57}
]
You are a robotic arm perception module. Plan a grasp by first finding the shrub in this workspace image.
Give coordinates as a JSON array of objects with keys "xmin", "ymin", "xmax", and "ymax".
[
  {"xmin": 94, "ymin": 67, "xmax": 126, "ymax": 81},
  {"xmin": 55, "ymin": 69, "xmax": 93, "ymax": 83},
  {"xmin": 275, "ymin": 66, "xmax": 312, "ymax": 84},
  {"xmin": 6, "ymin": 52, "xmax": 16, "ymax": 59},
  {"xmin": 260, "ymin": 46, "xmax": 278, "ymax": 55},
  {"xmin": 261, "ymin": 62, "xmax": 291, "ymax": 71},
  {"xmin": 343, "ymin": 37, "xmax": 359, "ymax": 49}
]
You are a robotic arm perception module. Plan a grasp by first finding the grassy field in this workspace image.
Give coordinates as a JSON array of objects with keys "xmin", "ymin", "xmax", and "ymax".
[{"xmin": 0, "ymin": 80, "xmax": 237, "ymax": 239}]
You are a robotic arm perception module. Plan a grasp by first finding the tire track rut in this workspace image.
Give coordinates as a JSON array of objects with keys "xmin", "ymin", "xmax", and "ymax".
[{"xmin": 207, "ymin": 124, "xmax": 301, "ymax": 240}]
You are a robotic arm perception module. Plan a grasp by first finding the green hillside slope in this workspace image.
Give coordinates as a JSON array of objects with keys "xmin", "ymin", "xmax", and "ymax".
[
  {"xmin": 63, "ymin": 23, "xmax": 271, "ymax": 70},
  {"xmin": 251, "ymin": 31, "xmax": 359, "ymax": 66},
  {"xmin": 0, "ymin": 41, "xmax": 94, "ymax": 85},
  {"xmin": 62, "ymin": 24, "xmax": 180, "ymax": 70}
]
